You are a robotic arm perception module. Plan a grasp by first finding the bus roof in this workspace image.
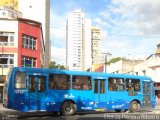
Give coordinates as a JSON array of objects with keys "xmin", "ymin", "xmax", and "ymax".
[{"xmin": 11, "ymin": 67, "xmax": 152, "ymax": 81}]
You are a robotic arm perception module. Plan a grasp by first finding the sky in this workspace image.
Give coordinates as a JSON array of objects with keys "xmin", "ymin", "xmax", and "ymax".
[{"xmin": 50, "ymin": 0, "xmax": 160, "ymax": 65}]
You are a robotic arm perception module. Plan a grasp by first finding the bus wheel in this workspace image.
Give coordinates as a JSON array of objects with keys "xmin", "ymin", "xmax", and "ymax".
[
  {"xmin": 130, "ymin": 101, "xmax": 140, "ymax": 113},
  {"xmin": 115, "ymin": 109, "xmax": 121, "ymax": 112},
  {"xmin": 61, "ymin": 101, "xmax": 76, "ymax": 116}
]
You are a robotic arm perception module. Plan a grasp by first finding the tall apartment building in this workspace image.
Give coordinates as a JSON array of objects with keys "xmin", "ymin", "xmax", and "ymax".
[
  {"xmin": 91, "ymin": 27, "xmax": 101, "ymax": 64},
  {"xmin": 0, "ymin": 0, "xmax": 50, "ymax": 68},
  {"xmin": 66, "ymin": 9, "xmax": 91, "ymax": 71}
]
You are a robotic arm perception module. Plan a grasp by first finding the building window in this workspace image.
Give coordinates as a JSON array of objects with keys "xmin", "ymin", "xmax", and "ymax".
[
  {"xmin": 142, "ymin": 70, "xmax": 146, "ymax": 76},
  {"xmin": 0, "ymin": 32, "xmax": 14, "ymax": 46},
  {"xmin": 21, "ymin": 56, "xmax": 36, "ymax": 68},
  {"xmin": 22, "ymin": 34, "xmax": 36, "ymax": 50},
  {"xmin": 2, "ymin": 12, "xmax": 6, "ymax": 15},
  {"xmin": 0, "ymin": 54, "xmax": 14, "ymax": 67}
]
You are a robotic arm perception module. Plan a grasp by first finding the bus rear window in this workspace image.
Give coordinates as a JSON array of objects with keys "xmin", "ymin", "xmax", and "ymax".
[{"xmin": 15, "ymin": 72, "xmax": 26, "ymax": 89}]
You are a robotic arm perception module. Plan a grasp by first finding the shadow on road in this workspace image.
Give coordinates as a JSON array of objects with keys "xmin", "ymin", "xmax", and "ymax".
[{"xmin": 17, "ymin": 111, "xmax": 129, "ymax": 120}]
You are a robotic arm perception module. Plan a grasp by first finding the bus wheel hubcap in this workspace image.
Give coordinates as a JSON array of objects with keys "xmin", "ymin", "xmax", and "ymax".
[
  {"xmin": 133, "ymin": 104, "xmax": 138, "ymax": 110},
  {"xmin": 65, "ymin": 106, "xmax": 71, "ymax": 112}
]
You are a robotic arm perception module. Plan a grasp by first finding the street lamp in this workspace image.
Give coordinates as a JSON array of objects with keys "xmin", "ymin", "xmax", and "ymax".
[
  {"xmin": 103, "ymin": 52, "xmax": 112, "ymax": 73},
  {"xmin": 128, "ymin": 54, "xmax": 134, "ymax": 75}
]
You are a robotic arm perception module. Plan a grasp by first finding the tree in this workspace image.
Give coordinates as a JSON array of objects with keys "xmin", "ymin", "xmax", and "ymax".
[
  {"xmin": 49, "ymin": 61, "xmax": 66, "ymax": 69},
  {"xmin": 49, "ymin": 61, "xmax": 57, "ymax": 68},
  {"xmin": 107, "ymin": 57, "xmax": 122, "ymax": 64}
]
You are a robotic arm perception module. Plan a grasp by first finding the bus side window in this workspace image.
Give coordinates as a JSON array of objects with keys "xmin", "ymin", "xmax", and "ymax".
[
  {"xmin": 108, "ymin": 78, "xmax": 116, "ymax": 91},
  {"xmin": 126, "ymin": 79, "xmax": 140, "ymax": 92},
  {"xmin": 38, "ymin": 77, "xmax": 45, "ymax": 92},
  {"xmin": 72, "ymin": 76, "xmax": 92, "ymax": 90},
  {"xmin": 49, "ymin": 74, "xmax": 70, "ymax": 90},
  {"xmin": 29, "ymin": 77, "xmax": 36, "ymax": 92},
  {"xmin": 108, "ymin": 78, "xmax": 124, "ymax": 91}
]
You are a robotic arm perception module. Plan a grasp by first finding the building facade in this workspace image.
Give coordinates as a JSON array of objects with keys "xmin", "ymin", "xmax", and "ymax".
[
  {"xmin": 0, "ymin": 17, "xmax": 44, "ymax": 101},
  {"xmin": 91, "ymin": 27, "xmax": 102, "ymax": 64},
  {"xmin": 18, "ymin": 0, "xmax": 50, "ymax": 68},
  {"xmin": 134, "ymin": 45, "xmax": 160, "ymax": 84},
  {"xmin": 0, "ymin": 6, "xmax": 21, "ymax": 19},
  {"xmin": 66, "ymin": 9, "xmax": 91, "ymax": 71},
  {"xmin": 0, "ymin": 0, "xmax": 18, "ymax": 10}
]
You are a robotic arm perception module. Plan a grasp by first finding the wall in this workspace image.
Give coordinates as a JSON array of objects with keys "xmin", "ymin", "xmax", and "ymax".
[
  {"xmin": 0, "ymin": 20, "xmax": 18, "ymax": 75},
  {"xmin": 18, "ymin": 0, "xmax": 50, "ymax": 68},
  {"xmin": 134, "ymin": 56, "xmax": 160, "ymax": 82},
  {"xmin": 18, "ymin": 21, "xmax": 41, "ymax": 67}
]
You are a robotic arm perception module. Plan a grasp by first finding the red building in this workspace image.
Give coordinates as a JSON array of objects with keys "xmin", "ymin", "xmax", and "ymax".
[
  {"xmin": 0, "ymin": 7, "xmax": 45, "ymax": 101},
  {"xmin": 0, "ymin": 18, "xmax": 45, "ymax": 90},
  {"xmin": 18, "ymin": 18, "xmax": 44, "ymax": 68}
]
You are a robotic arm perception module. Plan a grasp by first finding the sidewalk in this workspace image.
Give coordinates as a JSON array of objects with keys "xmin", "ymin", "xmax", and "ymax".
[
  {"xmin": 152, "ymin": 105, "xmax": 160, "ymax": 113},
  {"xmin": 0, "ymin": 103, "xmax": 18, "ymax": 113}
]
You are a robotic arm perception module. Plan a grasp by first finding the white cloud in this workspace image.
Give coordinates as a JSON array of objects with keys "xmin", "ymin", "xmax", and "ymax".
[
  {"xmin": 93, "ymin": 18, "xmax": 112, "ymax": 28},
  {"xmin": 50, "ymin": 28, "xmax": 66, "ymax": 40},
  {"xmin": 50, "ymin": 11, "xmax": 68, "ymax": 61},
  {"xmin": 111, "ymin": 0, "xmax": 160, "ymax": 35},
  {"xmin": 50, "ymin": 12, "xmax": 67, "ymax": 44},
  {"xmin": 50, "ymin": 0, "xmax": 160, "ymax": 63},
  {"xmin": 97, "ymin": 0, "xmax": 160, "ymax": 58},
  {"xmin": 51, "ymin": 46, "xmax": 66, "ymax": 65}
]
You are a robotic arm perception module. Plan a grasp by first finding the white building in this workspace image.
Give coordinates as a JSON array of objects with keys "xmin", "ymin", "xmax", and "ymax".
[
  {"xmin": 134, "ymin": 55, "xmax": 160, "ymax": 83},
  {"xmin": 107, "ymin": 59, "xmax": 134, "ymax": 74},
  {"xmin": 134, "ymin": 44, "xmax": 160, "ymax": 84},
  {"xmin": 18, "ymin": 0, "xmax": 50, "ymax": 68},
  {"xmin": 91, "ymin": 27, "xmax": 102, "ymax": 64},
  {"xmin": 66, "ymin": 9, "xmax": 91, "ymax": 71},
  {"xmin": 0, "ymin": 6, "xmax": 22, "ymax": 19}
]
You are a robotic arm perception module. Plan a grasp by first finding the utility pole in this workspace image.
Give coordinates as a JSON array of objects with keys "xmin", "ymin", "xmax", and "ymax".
[
  {"xmin": 128, "ymin": 54, "xmax": 134, "ymax": 75},
  {"xmin": 103, "ymin": 52, "xmax": 112, "ymax": 73}
]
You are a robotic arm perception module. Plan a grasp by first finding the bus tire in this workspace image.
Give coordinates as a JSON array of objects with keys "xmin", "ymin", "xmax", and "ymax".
[
  {"xmin": 61, "ymin": 101, "xmax": 76, "ymax": 116},
  {"xmin": 115, "ymin": 109, "xmax": 121, "ymax": 112},
  {"xmin": 130, "ymin": 101, "xmax": 140, "ymax": 113}
]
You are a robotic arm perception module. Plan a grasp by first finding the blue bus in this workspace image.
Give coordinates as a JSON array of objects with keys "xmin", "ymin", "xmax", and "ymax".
[{"xmin": 3, "ymin": 67, "xmax": 156, "ymax": 116}]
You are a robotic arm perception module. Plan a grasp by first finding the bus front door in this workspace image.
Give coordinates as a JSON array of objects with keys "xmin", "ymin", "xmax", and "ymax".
[
  {"xmin": 29, "ymin": 76, "xmax": 46, "ymax": 111},
  {"xmin": 94, "ymin": 79, "xmax": 106, "ymax": 109},
  {"xmin": 143, "ymin": 82, "xmax": 151, "ymax": 107}
]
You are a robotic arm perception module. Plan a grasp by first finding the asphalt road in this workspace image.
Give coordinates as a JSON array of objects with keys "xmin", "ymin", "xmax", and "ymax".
[
  {"xmin": 1, "ymin": 111, "xmax": 160, "ymax": 120},
  {"xmin": 0, "ymin": 103, "xmax": 160, "ymax": 120}
]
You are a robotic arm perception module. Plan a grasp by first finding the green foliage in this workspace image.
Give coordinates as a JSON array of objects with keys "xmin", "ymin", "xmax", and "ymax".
[
  {"xmin": 107, "ymin": 57, "xmax": 122, "ymax": 64},
  {"xmin": 49, "ymin": 61, "xmax": 66, "ymax": 69}
]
